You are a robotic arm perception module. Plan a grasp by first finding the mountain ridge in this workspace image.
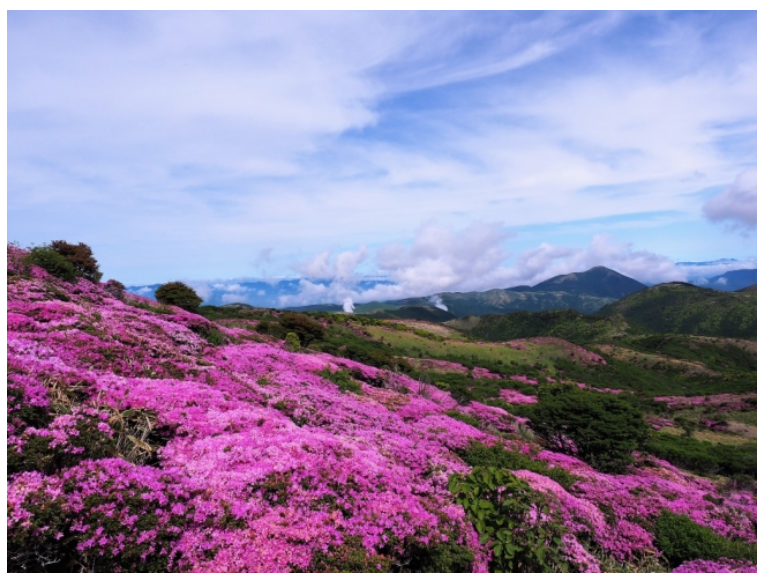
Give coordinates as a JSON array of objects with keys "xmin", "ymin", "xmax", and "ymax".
[{"xmin": 293, "ymin": 266, "xmax": 645, "ymax": 318}]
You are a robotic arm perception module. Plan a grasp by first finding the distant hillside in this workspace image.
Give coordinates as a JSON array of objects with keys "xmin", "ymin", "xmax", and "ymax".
[
  {"xmin": 393, "ymin": 289, "xmax": 617, "ymax": 317},
  {"xmin": 696, "ymin": 269, "xmax": 757, "ymax": 292},
  {"xmin": 529, "ymin": 266, "xmax": 646, "ymax": 298},
  {"xmin": 292, "ymin": 266, "xmax": 645, "ymax": 318},
  {"xmin": 599, "ymin": 282, "xmax": 757, "ymax": 338},
  {"xmin": 445, "ymin": 310, "xmax": 635, "ymax": 344},
  {"xmin": 293, "ymin": 290, "xmax": 616, "ymax": 318}
]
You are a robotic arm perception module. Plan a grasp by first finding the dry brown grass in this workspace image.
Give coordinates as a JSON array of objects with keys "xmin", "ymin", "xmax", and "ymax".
[
  {"xmin": 392, "ymin": 319, "xmax": 462, "ymax": 338},
  {"xmin": 595, "ymin": 344, "xmax": 718, "ymax": 376},
  {"xmin": 724, "ymin": 421, "xmax": 757, "ymax": 439}
]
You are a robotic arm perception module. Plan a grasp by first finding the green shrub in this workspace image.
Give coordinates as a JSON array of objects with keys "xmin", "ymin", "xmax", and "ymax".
[
  {"xmin": 285, "ymin": 332, "xmax": 301, "ymax": 351},
  {"xmin": 307, "ymin": 536, "xmax": 391, "ymax": 572},
  {"xmin": 104, "ymin": 279, "xmax": 126, "ymax": 300},
  {"xmin": 449, "ymin": 467, "xmax": 570, "ymax": 572},
  {"xmin": 49, "ymin": 240, "xmax": 102, "ymax": 282},
  {"xmin": 188, "ymin": 321, "xmax": 227, "ymax": 346},
  {"xmin": 317, "ymin": 367, "xmax": 362, "ymax": 394},
  {"xmin": 644, "ymin": 433, "xmax": 756, "ymax": 479},
  {"xmin": 653, "ymin": 510, "xmax": 757, "ymax": 568},
  {"xmin": 24, "ymin": 246, "xmax": 77, "ymax": 282},
  {"xmin": 444, "ymin": 410, "xmax": 481, "ymax": 429},
  {"xmin": 454, "ymin": 441, "xmax": 577, "ymax": 490},
  {"xmin": 280, "ymin": 312, "xmax": 325, "ymax": 347},
  {"xmin": 528, "ymin": 389, "xmax": 649, "ymax": 473},
  {"xmin": 398, "ymin": 535, "xmax": 475, "ymax": 572},
  {"xmin": 155, "ymin": 281, "xmax": 203, "ymax": 312}
]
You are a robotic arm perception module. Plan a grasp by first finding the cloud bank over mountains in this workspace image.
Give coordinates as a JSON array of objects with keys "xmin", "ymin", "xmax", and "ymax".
[
  {"xmin": 270, "ymin": 223, "xmax": 755, "ymax": 307},
  {"xmin": 128, "ymin": 219, "xmax": 755, "ymax": 308}
]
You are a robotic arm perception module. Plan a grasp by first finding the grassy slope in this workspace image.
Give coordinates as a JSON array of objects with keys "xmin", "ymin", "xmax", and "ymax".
[
  {"xmin": 446, "ymin": 309, "xmax": 636, "ymax": 343},
  {"xmin": 599, "ymin": 283, "xmax": 757, "ymax": 338}
]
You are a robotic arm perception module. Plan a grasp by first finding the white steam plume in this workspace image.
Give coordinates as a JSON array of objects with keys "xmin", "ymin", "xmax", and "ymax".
[{"xmin": 428, "ymin": 295, "xmax": 448, "ymax": 311}]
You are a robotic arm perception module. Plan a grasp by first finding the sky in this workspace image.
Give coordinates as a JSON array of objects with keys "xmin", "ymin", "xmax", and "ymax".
[{"xmin": 7, "ymin": 11, "xmax": 758, "ymax": 307}]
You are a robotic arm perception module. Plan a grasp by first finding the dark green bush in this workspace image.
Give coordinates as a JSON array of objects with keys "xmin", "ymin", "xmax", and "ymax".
[
  {"xmin": 307, "ymin": 536, "xmax": 391, "ymax": 572},
  {"xmin": 49, "ymin": 240, "xmax": 102, "ymax": 282},
  {"xmin": 455, "ymin": 441, "xmax": 578, "ymax": 490},
  {"xmin": 155, "ymin": 281, "xmax": 203, "ymax": 312},
  {"xmin": 104, "ymin": 279, "xmax": 126, "ymax": 300},
  {"xmin": 444, "ymin": 410, "xmax": 481, "ymax": 429},
  {"xmin": 317, "ymin": 367, "xmax": 362, "ymax": 394},
  {"xmin": 188, "ymin": 321, "xmax": 227, "ymax": 346},
  {"xmin": 654, "ymin": 510, "xmax": 757, "ymax": 568},
  {"xmin": 24, "ymin": 246, "xmax": 77, "ymax": 282},
  {"xmin": 528, "ymin": 389, "xmax": 649, "ymax": 473},
  {"xmin": 398, "ymin": 535, "xmax": 475, "ymax": 572},
  {"xmin": 280, "ymin": 312, "xmax": 325, "ymax": 346}
]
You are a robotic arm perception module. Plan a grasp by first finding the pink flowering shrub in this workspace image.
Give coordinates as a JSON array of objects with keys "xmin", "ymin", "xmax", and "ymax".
[
  {"xmin": 6, "ymin": 244, "xmax": 756, "ymax": 572},
  {"xmin": 472, "ymin": 366, "xmax": 502, "ymax": 379},
  {"xmin": 500, "ymin": 389, "xmax": 539, "ymax": 405}
]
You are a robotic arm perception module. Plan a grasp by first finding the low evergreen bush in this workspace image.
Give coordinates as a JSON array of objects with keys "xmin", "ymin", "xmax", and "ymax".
[
  {"xmin": 155, "ymin": 281, "xmax": 203, "ymax": 312},
  {"xmin": 24, "ymin": 246, "xmax": 77, "ymax": 282},
  {"xmin": 528, "ymin": 388, "xmax": 649, "ymax": 473},
  {"xmin": 654, "ymin": 510, "xmax": 756, "ymax": 568}
]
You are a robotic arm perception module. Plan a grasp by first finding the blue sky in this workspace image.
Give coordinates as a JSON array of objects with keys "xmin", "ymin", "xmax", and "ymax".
[{"xmin": 7, "ymin": 11, "xmax": 757, "ymax": 306}]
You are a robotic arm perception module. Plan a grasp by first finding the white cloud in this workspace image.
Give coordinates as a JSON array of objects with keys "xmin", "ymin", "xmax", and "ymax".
[
  {"xmin": 7, "ymin": 13, "xmax": 756, "ymax": 284},
  {"xmin": 702, "ymin": 168, "xmax": 757, "ymax": 232},
  {"xmin": 279, "ymin": 222, "xmax": 696, "ymax": 307},
  {"xmin": 187, "ymin": 281, "xmax": 212, "ymax": 303},
  {"xmin": 293, "ymin": 246, "xmax": 368, "ymax": 280},
  {"xmin": 674, "ymin": 258, "xmax": 757, "ymax": 281},
  {"xmin": 221, "ymin": 292, "xmax": 248, "ymax": 305},
  {"xmin": 511, "ymin": 235, "xmax": 684, "ymax": 286},
  {"xmin": 342, "ymin": 297, "xmax": 355, "ymax": 313}
]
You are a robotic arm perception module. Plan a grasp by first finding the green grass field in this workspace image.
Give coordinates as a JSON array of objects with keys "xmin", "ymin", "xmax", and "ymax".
[{"xmin": 365, "ymin": 326, "xmax": 571, "ymax": 369}]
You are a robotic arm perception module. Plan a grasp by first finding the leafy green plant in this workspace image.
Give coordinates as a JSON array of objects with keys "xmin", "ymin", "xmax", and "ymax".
[
  {"xmin": 449, "ymin": 467, "xmax": 570, "ymax": 572},
  {"xmin": 155, "ymin": 281, "xmax": 203, "ymax": 312}
]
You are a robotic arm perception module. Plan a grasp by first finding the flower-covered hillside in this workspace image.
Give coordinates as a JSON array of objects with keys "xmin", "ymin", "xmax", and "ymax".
[{"xmin": 6, "ymin": 245, "xmax": 757, "ymax": 572}]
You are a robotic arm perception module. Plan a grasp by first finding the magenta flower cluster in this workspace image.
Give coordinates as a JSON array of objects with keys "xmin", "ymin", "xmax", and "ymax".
[{"xmin": 6, "ymin": 245, "xmax": 756, "ymax": 572}]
